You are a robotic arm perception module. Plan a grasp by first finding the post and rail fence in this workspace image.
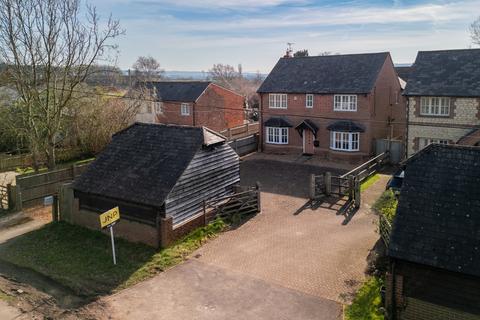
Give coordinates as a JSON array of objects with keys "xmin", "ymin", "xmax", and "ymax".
[
  {"xmin": 309, "ymin": 152, "xmax": 390, "ymax": 208},
  {"xmin": 379, "ymin": 214, "xmax": 392, "ymax": 246},
  {"xmin": 220, "ymin": 122, "xmax": 259, "ymax": 141},
  {"xmin": 203, "ymin": 183, "xmax": 261, "ymax": 223}
]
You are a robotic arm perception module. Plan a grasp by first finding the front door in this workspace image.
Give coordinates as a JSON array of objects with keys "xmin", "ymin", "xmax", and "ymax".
[{"xmin": 303, "ymin": 129, "xmax": 315, "ymax": 155}]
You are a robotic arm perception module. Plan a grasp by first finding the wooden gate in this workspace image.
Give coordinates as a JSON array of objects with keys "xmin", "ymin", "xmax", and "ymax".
[{"xmin": 204, "ymin": 185, "xmax": 261, "ymax": 223}]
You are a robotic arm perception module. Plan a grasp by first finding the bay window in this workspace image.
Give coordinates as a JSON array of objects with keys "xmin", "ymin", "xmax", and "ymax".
[
  {"xmin": 330, "ymin": 131, "xmax": 359, "ymax": 151},
  {"xmin": 266, "ymin": 127, "xmax": 288, "ymax": 144}
]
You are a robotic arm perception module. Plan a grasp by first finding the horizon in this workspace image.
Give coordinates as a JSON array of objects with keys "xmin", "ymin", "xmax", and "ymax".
[{"xmin": 95, "ymin": 0, "xmax": 480, "ymax": 74}]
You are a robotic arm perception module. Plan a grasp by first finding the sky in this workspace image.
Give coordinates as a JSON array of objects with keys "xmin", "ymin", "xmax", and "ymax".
[{"xmin": 95, "ymin": 0, "xmax": 480, "ymax": 73}]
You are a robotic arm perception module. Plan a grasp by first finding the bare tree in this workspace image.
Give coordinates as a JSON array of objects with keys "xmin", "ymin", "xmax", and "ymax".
[
  {"xmin": 209, "ymin": 64, "xmax": 238, "ymax": 89},
  {"xmin": 471, "ymin": 16, "xmax": 480, "ymax": 46},
  {"xmin": 293, "ymin": 49, "xmax": 309, "ymax": 57},
  {"xmin": 132, "ymin": 56, "xmax": 164, "ymax": 81},
  {"xmin": 0, "ymin": 0, "xmax": 123, "ymax": 169}
]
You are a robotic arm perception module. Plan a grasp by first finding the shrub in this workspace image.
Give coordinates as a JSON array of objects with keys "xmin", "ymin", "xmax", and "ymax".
[
  {"xmin": 345, "ymin": 277, "xmax": 384, "ymax": 320},
  {"xmin": 373, "ymin": 190, "xmax": 397, "ymax": 223}
]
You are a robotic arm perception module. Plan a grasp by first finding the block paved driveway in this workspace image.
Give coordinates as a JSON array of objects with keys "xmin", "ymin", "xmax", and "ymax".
[
  {"xmin": 97, "ymin": 158, "xmax": 385, "ymax": 320},
  {"xmin": 195, "ymin": 158, "xmax": 384, "ymax": 303}
]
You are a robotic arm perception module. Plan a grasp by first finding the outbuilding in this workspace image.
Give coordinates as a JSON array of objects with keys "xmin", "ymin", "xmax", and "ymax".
[{"xmin": 71, "ymin": 123, "xmax": 240, "ymax": 247}]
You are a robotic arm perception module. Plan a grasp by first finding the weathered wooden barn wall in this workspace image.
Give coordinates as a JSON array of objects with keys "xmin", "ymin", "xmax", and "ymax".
[{"xmin": 165, "ymin": 144, "xmax": 240, "ymax": 225}]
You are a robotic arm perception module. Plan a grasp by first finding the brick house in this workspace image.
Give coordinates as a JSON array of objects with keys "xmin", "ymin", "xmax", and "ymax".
[
  {"xmin": 404, "ymin": 49, "xmax": 480, "ymax": 156},
  {"xmin": 257, "ymin": 52, "xmax": 406, "ymax": 162},
  {"xmin": 386, "ymin": 144, "xmax": 480, "ymax": 319},
  {"xmin": 72, "ymin": 123, "xmax": 239, "ymax": 247},
  {"xmin": 135, "ymin": 81, "xmax": 245, "ymax": 132}
]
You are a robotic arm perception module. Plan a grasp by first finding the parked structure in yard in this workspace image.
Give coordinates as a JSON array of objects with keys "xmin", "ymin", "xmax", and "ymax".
[
  {"xmin": 386, "ymin": 144, "xmax": 480, "ymax": 319},
  {"xmin": 134, "ymin": 81, "xmax": 246, "ymax": 132},
  {"xmin": 404, "ymin": 49, "xmax": 480, "ymax": 156},
  {"xmin": 71, "ymin": 123, "xmax": 240, "ymax": 247},
  {"xmin": 257, "ymin": 52, "xmax": 406, "ymax": 162}
]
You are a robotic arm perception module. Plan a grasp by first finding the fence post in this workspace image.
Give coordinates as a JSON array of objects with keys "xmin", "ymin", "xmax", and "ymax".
[
  {"xmin": 52, "ymin": 195, "xmax": 59, "ymax": 221},
  {"xmin": 202, "ymin": 200, "xmax": 207, "ymax": 225},
  {"xmin": 348, "ymin": 175, "xmax": 355, "ymax": 201},
  {"xmin": 246, "ymin": 123, "xmax": 250, "ymax": 134},
  {"xmin": 309, "ymin": 174, "xmax": 316, "ymax": 200},
  {"xmin": 354, "ymin": 178, "xmax": 361, "ymax": 208},
  {"xmin": 12, "ymin": 184, "xmax": 22, "ymax": 212},
  {"xmin": 255, "ymin": 181, "xmax": 261, "ymax": 213},
  {"xmin": 72, "ymin": 163, "xmax": 77, "ymax": 178},
  {"xmin": 325, "ymin": 172, "xmax": 331, "ymax": 196}
]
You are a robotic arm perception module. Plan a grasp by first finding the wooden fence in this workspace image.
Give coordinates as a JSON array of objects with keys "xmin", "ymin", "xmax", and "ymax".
[
  {"xmin": 220, "ymin": 122, "xmax": 259, "ymax": 140},
  {"xmin": 7, "ymin": 161, "xmax": 92, "ymax": 211},
  {"xmin": 228, "ymin": 134, "xmax": 258, "ymax": 157},
  {"xmin": 0, "ymin": 154, "xmax": 31, "ymax": 172},
  {"xmin": 340, "ymin": 152, "xmax": 390, "ymax": 183},
  {"xmin": 379, "ymin": 214, "xmax": 392, "ymax": 246},
  {"xmin": 310, "ymin": 152, "xmax": 389, "ymax": 207},
  {"xmin": 203, "ymin": 184, "xmax": 261, "ymax": 223}
]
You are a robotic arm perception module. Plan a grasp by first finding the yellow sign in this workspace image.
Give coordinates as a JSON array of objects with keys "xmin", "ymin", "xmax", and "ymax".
[{"xmin": 100, "ymin": 207, "xmax": 120, "ymax": 229}]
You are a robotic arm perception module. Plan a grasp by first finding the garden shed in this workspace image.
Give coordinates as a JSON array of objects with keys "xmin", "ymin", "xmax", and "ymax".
[{"xmin": 71, "ymin": 123, "xmax": 240, "ymax": 247}]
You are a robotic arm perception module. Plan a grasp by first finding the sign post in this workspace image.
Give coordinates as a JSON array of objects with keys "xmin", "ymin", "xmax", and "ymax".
[{"xmin": 99, "ymin": 207, "xmax": 120, "ymax": 265}]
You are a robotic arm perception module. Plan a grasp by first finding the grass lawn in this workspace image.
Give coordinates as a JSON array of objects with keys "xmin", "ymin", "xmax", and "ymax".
[
  {"xmin": 0, "ymin": 220, "xmax": 225, "ymax": 297},
  {"xmin": 345, "ymin": 277, "xmax": 384, "ymax": 320},
  {"xmin": 360, "ymin": 174, "xmax": 381, "ymax": 192}
]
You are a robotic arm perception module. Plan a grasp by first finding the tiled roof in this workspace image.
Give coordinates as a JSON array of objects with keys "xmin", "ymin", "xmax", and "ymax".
[
  {"xmin": 73, "ymin": 123, "xmax": 216, "ymax": 208},
  {"xmin": 327, "ymin": 120, "xmax": 365, "ymax": 132},
  {"xmin": 264, "ymin": 117, "xmax": 293, "ymax": 127},
  {"xmin": 257, "ymin": 52, "xmax": 389, "ymax": 94},
  {"xmin": 404, "ymin": 49, "xmax": 480, "ymax": 97},
  {"xmin": 143, "ymin": 81, "xmax": 211, "ymax": 102},
  {"xmin": 395, "ymin": 66, "xmax": 413, "ymax": 82},
  {"xmin": 388, "ymin": 144, "xmax": 480, "ymax": 277}
]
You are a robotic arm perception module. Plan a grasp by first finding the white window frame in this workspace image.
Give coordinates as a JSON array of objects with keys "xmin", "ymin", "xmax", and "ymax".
[
  {"xmin": 306, "ymin": 94, "xmax": 314, "ymax": 108},
  {"xmin": 330, "ymin": 131, "xmax": 359, "ymax": 152},
  {"xmin": 420, "ymin": 97, "xmax": 450, "ymax": 116},
  {"xmin": 180, "ymin": 103, "xmax": 190, "ymax": 116},
  {"xmin": 418, "ymin": 137, "xmax": 449, "ymax": 150},
  {"xmin": 269, "ymin": 94, "xmax": 288, "ymax": 109},
  {"xmin": 266, "ymin": 127, "xmax": 288, "ymax": 144},
  {"xmin": 334, "ymin": 95, "xmax": 357, "ymax": 111}
]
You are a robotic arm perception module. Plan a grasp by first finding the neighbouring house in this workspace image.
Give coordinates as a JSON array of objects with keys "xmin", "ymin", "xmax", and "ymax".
[
  {"xmin": 386, "ymin": 144, "xmax": 480, "ymax": 319},
  {"xmin": 257, "ymin": 52, "xmax": 406, "ymax": 162},
  {"xmin": 394, "ymin": 66, "xmax": 413, "ymax": 83},
  {"xmin": 71, "ymin": 123, "xmax": 240, "ymax": 247},
  {"xmin": 133, "ymin": 80, "xmax": 246, "ymax": 132},
  {"xmin": 404, "ymin": 49, "xmax": 480, "ymax": 156}
]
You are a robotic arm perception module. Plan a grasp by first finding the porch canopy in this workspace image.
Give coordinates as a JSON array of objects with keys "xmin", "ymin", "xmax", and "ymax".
[
  {"xmin": 264, "ymin": 117, "xmax": 293, "ymax": 127},
  {"xmin": 327, "ymin": 120, "xmax": 365, "ymax": 132},
  {"xmin": 295, "ymin": 119, "xmax": 319, "ymax": 137}
]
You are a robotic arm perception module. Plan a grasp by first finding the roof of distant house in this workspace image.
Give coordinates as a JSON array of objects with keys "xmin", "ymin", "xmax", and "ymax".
[
  {"xmin": 257, "ymin": 52, "xmax": 390, "ymax": 94},
  {"xmin": 142, "ymin": 81, "xmax": 211, "ymax": 102},
  {"xmin": 388, "ymin": 144, "xmax": 480, "ymax": 277},
  {"xmin": 395, "ymin": 66, "xmax": 413, "ymax": 82},
  {"xmin": 73, "ymin": 123, "xmax": 226, "ymax": 208},
  {"xmin": 404, "ymin": 49, "xmax": 480, "ymax": 97}
]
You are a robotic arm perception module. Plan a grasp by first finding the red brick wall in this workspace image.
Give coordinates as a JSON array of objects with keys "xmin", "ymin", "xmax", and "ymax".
[
  {"xmin": 259, "ymin": 53, "xmax": 406, "ymax": 159},
  {"xmin": 156, "ymin": 84, "xmax": 245, "ymax": 132},
  {"xmin": 259, "ymin": 93, "xmax": 374, "ymax": 156}
]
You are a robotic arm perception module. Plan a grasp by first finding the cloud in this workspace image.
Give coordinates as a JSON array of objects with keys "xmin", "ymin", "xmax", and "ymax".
[{"xmin": 132, "ymin": 0, "xmax": 310, "ymax": 10}]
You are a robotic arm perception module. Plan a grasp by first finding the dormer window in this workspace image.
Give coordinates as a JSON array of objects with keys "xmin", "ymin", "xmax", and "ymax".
[{"xmin": 334, "ymin": 95, "xmax": 357, "ymax": 111}]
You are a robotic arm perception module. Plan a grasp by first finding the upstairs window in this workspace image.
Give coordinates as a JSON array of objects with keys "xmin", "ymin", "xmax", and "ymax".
[
  {"xmin": 269, "ymin": 94, "xmax": 287, "ymax": 109},
  {"xmin": 420, "ymin": 97, "xmax": 450, "ymax": 116},
  {"xmin": 181, "ymin": 103, "xmax": 190, "ymax": 116},
  {"xmin": 334, "ymin": 95, "xmax": 357, "ymax": 111},
  {"xmin": 330, "ymin": 131, "xmax": 359, "ymax": 151},
  {"xmin": 266, "ymin": 127, "xmax": 288, "ymax": 144},
  {"xmin": 306, "ymin": 94, "xmax": 314, "ymax": 108}
]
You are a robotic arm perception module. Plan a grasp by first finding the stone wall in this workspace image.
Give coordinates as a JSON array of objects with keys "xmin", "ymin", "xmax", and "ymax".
[{"xmin": 407, "ymin": 125, "xmax": 470, "ymax": 156}]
